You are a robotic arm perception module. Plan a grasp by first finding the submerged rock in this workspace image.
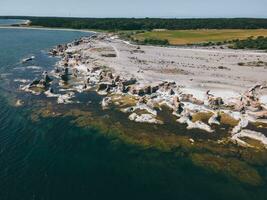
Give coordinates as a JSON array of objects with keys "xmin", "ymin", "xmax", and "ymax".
[{"xmin": 15, "ymin": 99, "xmax": 24, "ymax": 107}]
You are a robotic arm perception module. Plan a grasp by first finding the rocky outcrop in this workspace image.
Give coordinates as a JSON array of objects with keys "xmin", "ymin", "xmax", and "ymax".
[
  {"xmin": 21, "ymin": 33, "xmax": 267, "ymax": 138},
  {"xmin": 129, "ymin": 113, "xmax": 163, "ymax": 124}
]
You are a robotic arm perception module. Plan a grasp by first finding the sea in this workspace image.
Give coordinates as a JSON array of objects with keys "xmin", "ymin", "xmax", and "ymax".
[{"xmin": 0, "ymin": 20, "xmax": 266, "ymax": 200}]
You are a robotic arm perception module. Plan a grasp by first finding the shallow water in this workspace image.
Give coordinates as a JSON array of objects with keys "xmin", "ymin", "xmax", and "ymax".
[{"xmin": 0, "ymin": 26, "xmax": 267, "ymax": 200}]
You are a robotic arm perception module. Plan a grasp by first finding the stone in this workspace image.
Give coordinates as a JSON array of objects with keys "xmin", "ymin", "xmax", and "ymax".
[
  {"xmin": 129, "ymin": 113, "xmax": 163, "ymax": 124},
  {"xmin": 181, "ymin": 94, "xmax": 204, "ymax": 105},
  {"xmin": 57, "ymin": 92, "xmax": 75, "ymax": 104},
  {"xmin": 247, "ymin": 110, "xmax": 267, "ymax": 119},
  {"xmin": 114, "ymin": 75, "xmax": 120, "ymax": 82},
  {"xmin": 121, "ymin": 78, "xmax": 137, "ymax": 86},
  {"xmin": 208, "ymin": 96, "xmax": 224, "ymax": 108},
  {"xmin": 187, "ymin": 121, "xmax": 214, "ymax": 133},
  {"xmin": 101, "ymin": 97, "xmax": 112, "ymax": 110},
  {"xmin": 208, "ymin": 112, "xmax": 221, "ymax": 125},
  {"xmin": 97, "ymin": 82, "xmax": 112, "ymax": 91},
  {"xmin": 43, "ymin": 71, "xmax": 52, "ymax": 83},
  {"xmin": 29, "ymin": 79, "xmax": 40, "ymax": 87},
  {"xmin": 173, "ymin": 96, "xmax": 183, "ymax": 112}
]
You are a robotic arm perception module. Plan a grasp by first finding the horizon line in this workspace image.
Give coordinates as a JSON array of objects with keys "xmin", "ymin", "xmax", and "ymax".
[{"xmin": 1, "ymin": 15, "xmax": 267, "ymax": 19}]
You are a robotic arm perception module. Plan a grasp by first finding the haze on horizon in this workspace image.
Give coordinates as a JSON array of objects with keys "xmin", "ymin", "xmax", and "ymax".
[{"xmin": 1, "ymin": 0, "xmax": 267, "ymax": 18}]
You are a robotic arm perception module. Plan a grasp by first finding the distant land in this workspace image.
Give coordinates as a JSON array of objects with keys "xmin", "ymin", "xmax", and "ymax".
[{"xmin": 0, "ymin": 16, "xmax": 267, "ymax": 30}]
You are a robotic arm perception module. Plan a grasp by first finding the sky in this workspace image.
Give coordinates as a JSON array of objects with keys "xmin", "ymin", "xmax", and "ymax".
[{"xmin": 0, "ymin": 0, "xmax": 267, "ymax": 18}]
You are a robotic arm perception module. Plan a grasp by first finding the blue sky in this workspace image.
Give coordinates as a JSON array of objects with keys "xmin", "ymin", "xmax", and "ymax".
[{"xmin": 1, "ymin": 0, "xmax": 267, "ymax": 18}]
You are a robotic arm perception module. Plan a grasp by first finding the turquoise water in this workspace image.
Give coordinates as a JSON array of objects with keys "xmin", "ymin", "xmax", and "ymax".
[{"xmin": 0, "ymin": 27, "xmax": 266, "ymax": 200}]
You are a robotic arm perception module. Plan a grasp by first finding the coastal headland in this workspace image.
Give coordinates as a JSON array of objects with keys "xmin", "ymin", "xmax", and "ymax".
[{"xmin": 14, "ymin": 30, "xmax": 267, "ymax": 185}]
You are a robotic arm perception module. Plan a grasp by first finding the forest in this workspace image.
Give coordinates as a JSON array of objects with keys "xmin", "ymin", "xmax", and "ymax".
[{"xmin": 1, "ymin": 16, "xmax": 267, "ymax": 30}]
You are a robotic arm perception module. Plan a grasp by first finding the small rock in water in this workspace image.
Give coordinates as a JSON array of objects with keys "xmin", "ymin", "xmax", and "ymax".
[
  {"xmin": 15, "ymin": 99, "xmax": 23, "ymax": 107},
  {"xmin": 22, "ymin": 56, "xmax": 35, "ymax": 63},
  {"xmin": 101, "ymin": 97, "xmax": 112, "ymax": 110}
]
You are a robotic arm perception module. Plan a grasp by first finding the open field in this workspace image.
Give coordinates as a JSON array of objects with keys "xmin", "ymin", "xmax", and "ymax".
[{"xmin": 133, "ymin": 29, "xmax": 267, "ymax": 45}]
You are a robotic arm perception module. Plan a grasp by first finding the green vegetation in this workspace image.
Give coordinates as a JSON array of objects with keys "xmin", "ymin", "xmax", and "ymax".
[
  {"xmin": 137, "ymin": 38, "xmax": 169, "ymax": 45},
  {"xmin": 230, "ymin": 36, "xmax": 267, "ymax": 50},
  {"xmin": 133, "ymin": 29, "xmax": 267, "ymax": 45},
  {"xmin": 1, "ymin": 16, "xmax": 267, "ymax": 30},
  {"xmin": 2, "ymin": 16, "xmax": 267, "ymax": 49}
]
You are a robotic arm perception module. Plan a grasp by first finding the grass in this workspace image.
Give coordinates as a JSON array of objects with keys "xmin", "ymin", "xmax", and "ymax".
[{"xmin": 133, "ymin": 29, "xmax": 267, "ymax": 45}]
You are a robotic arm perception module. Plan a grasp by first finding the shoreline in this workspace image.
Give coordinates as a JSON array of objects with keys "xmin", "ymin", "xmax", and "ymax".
[
  {"xmin": 0, "ymin": 25, "xmax": 97, "ymax": 34},
  {"xmin": 10, "ymin": 31, "xmax": 267, "ymax": 186},
  {"xmin": 18, "ymin": 32, "xmax": 267, "ymax": 150}
]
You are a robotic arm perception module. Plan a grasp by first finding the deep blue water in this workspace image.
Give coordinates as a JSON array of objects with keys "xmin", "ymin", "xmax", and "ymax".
[{"xmin": 0, "ymin": 26, "xmax": 266, "ymax": 200}]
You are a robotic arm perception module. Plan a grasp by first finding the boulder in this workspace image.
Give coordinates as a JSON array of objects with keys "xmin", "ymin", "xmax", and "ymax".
[
  {"xmin": 114, "ymin": 75, "xmax": 120, "ymax": 82},
  {"xmin": 208, "ymin": 96, "xmax": 224, "ymax": 108},
  {"xmin": 121, "ymin": 78, "xmax": 137, "ymax": 86},
  {"xmin": 208, "ymin": 112, "xmax": 221, "ymax": 125},
  {"xmin": 97, "ymin": 82, "xmax": 113, "ymax": 92},
  {"xmin": 173, "ymin": 96, "xmax": 184, "ymax": 113},
  {"xmin": 37, "ymin": 79, "xmax": 48, "ymax": 88},
  {"xmin": 42, "ymin": 71, "xmax": 52, "ymax": 83},
  {"xmin": 181, "ymin": 94, "xmax": 204, "ymax": 105},
  {"xmin": 29, "ymin": 79, "xmax": 40, "ymax": 87},
  {"xmin": 151, "ymin": 85, "xmax": 159, "ymax": 93},
  {"xmin": 101, "ymin": 97, "xmax": 112, "ymax": 110}
]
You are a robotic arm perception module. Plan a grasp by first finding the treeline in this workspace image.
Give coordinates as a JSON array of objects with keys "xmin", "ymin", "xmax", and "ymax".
[
  {"xmin": 1, "ymin": 16, "xmax": 267, "ymax": 30},
  {"xmin": 230, "ymin": 36, "xmax": 267, "ymax": 50}
]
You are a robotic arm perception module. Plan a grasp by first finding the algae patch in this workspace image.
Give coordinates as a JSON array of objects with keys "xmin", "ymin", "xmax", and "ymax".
[{"xmin": 191, "ymin": 153, "xmax": 263, "ymax": 186}]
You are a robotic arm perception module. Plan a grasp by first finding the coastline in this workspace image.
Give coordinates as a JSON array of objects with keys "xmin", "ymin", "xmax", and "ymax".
[
  {"xmin": 0, "ymin": 25, "xmax": 97, "ymax": 34},
  {"xmin": 4, "ymin": 25, "xmax": 266, "ymax": 187},
  {"xmin": 19, "ymin": 32, "xmax": 267, "ymax": 147}
]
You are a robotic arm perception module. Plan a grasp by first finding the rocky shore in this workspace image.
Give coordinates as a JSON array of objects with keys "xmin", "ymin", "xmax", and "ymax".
[{"xmin": 20, "ymin": 33, "xmax": 267, "ymax": 149}]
